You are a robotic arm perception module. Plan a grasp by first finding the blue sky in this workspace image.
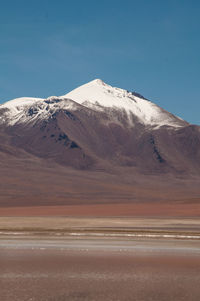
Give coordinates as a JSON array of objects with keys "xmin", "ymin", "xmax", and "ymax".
[{"xmin": 0, "ymin": 0, "xmax": 200, "ymax": 124}]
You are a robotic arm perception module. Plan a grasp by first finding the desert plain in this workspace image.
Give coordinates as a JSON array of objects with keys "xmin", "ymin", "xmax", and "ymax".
[{"xmin": 1, "ymin": 215, "xmax": 200, "ymax": 301}]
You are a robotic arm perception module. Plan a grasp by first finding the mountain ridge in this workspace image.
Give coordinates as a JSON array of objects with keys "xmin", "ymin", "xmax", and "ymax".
[
  {"xmin": 0, "ymin": 79, "xmax": 200, "ymax": 214},
  {"xmin": 0, "ymin": 79, "xmax": 187, "ymax": 128}
]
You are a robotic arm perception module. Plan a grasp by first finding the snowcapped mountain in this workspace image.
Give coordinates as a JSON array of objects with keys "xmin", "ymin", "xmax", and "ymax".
[
  {"xmin": 0, "ymin": 78, "xmax": 199, "ymax": 171},
  {"xmin": 0, "ymin": 79, "xmax": 187, "ymax": 128},
  {"xmin": 0, "ymin": 79, "xmax": 200, "ymax": 210}
]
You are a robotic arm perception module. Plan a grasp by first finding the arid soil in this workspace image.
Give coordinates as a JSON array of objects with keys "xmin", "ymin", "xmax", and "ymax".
[
  {"xmin": 1, "ymin": 216, "xmax": 200, "ymax": 232},
  {"xmin": 1, "ymin": 217, "xmax": 200, "ymax": 301},
  {"xmin": 1, "ymin": 202, "xmax": 200, "ymax": 217},
  {"xmin": 1, "ymin": 237, "xmax": 200, "ymax": 301}
]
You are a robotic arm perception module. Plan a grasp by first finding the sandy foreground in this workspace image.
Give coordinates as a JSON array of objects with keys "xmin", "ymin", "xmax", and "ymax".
[
  {"xmin": 0, "ymin": 235, "xmax": 200, "ymax": 301},
  {"xmin": 0, "ymin": 216, "xmax": 200, "ymax": 301}
]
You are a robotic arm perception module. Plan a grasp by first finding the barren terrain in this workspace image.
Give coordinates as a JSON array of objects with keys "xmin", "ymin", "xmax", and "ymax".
[{"xmin": 1, "ymin": 235, "xmax": 200, "ymax": 301}]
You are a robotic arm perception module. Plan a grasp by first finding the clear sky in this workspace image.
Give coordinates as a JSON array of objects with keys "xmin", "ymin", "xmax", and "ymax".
[{"xmin": 0, "ymin": 0, "xmax": 200, "ymax": 124}]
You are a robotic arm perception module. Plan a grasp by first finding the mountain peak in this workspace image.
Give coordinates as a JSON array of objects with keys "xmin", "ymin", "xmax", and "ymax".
[
  {"xmin": 62, "ymin": 80, "xmax": 187, "ymax": 128},
  {"xmin": 88, "ymin": 78, "xmax": 106, "ymax": 85},
  {"xmin": 63, "ymin": 78, "xmax": 129, "ymax": 102},
  {"xmin": 76, "ymin": 78, "xmax": 110, "ymax": 90}
]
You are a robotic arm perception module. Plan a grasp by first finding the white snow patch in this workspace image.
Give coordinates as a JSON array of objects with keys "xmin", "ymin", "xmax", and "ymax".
[
  {"xmin": 62, "ymin": 79, "xmax": 186, "ymax": 128},
  {"xmin": 0, "ymin": 96, "xmax": 78, "ymax": 125},
  {"xmin": 0, "ymin": 97, "xmax": 44, "ymax": 110},
  {"xmin": 0, "ymin": 79, "xmax": 187, "ymax": 128}
]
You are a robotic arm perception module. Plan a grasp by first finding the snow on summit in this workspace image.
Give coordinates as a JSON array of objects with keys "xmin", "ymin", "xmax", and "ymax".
[
  {"xmin": 63, "ymin": 79, "xmax": 186, "ymax": 128},
  {"xmin": 0, "ymin": 79, "xmax": 187, "ymax": 128}
]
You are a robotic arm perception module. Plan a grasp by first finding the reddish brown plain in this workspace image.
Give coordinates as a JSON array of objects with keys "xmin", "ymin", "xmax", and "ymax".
[{"xmin": 1, "ymin": 237, "xmax": 200, "ymax": 301}]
